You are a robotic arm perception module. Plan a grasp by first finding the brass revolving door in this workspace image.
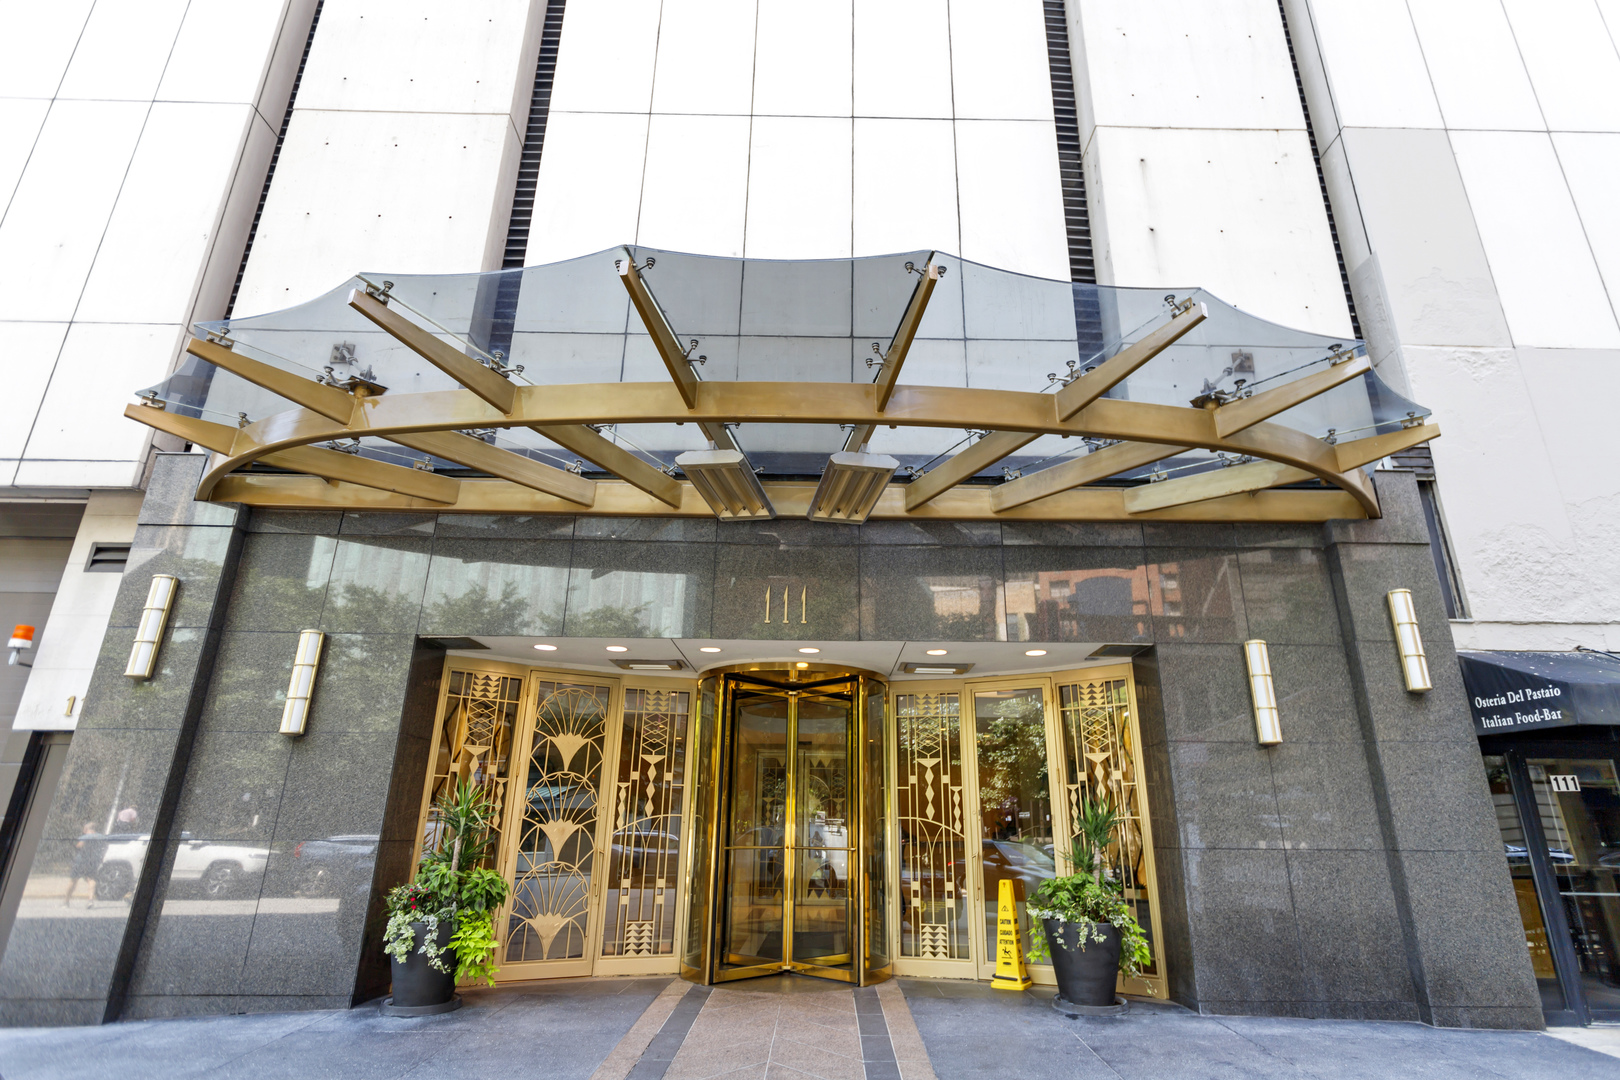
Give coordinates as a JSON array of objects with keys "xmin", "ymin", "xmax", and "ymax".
[{"xmin": 682, "ymin": 669, "xmax": 890, "ymax": 985}]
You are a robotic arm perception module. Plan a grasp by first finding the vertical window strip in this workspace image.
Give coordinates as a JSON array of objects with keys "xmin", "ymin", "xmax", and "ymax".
[
  {"xmin": 502, "ymin": 0, "xmax": 568, "ymax": 270},
  {"xmin": 1040, "ymin": 0, "xmax": 1095, "ymax": 286}
]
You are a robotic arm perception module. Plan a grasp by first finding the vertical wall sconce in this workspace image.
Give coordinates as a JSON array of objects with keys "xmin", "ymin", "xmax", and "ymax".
[
  {"xmin": 1386, "ymin": 589, "xmax": 1432, "ymax": 693},
  {"xmin": 124, "ymin": 575, "xmax": 178, "ymax": 680},
  {"xmin": 1243, "ymin": 639, "xmax": 1282, "ymax": 746},
  {"xmin": 280, "ymin": 630, "xmax": 325, "ymax": 736}
]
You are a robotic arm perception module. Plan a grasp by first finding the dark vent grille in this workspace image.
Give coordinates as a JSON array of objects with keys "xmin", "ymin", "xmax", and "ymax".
[
  {"xmin": 1041, "ymin": 0, "xmax": 1095, "ymax": 286},
  {"xmin": 502, "ymin": 0, "xmax": 568, "ymax": 270},
  {"xmin": 85, "ymin": 542, "xmax": 131, "ymax": 573},
  {"xmin": 1277, "ymin": 1, "xmax": 1361, "ymax": 338},
  {"xmin": 225, "ymin": 1, "xmax": 326, "ymax": 319},
  {"xmin": 1389, "ymin": 444, "xmax": 1435, "ymax": 480}
]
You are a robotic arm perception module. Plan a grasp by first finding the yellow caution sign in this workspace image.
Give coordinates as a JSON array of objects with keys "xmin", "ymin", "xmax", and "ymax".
[{"xmin": 991, "ymin": 879, "xmax": 1032, "ymax": 991}]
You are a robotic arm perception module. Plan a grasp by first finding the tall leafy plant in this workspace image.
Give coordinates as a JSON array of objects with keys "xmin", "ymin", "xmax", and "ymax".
[
  {"xmin": 1025, "ymin": 794, "xmax": 1150, "ymax": 976},
  {"xmin": 383, "ymin": 780, "xmax": 510, "ymax": 985}
]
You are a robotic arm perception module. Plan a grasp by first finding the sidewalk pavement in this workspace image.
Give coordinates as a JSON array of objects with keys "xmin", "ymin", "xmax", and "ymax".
[{"xmin": 0, "ymin": 975, "xmax": 1616, "ymax": 1080}]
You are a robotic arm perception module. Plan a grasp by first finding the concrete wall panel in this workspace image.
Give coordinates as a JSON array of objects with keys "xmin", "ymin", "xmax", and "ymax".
[
  {"xmin": 745, "ymin": 117, "xmax": 853, "ymax": 259},
  {"xmin": 1405, "ymin": 0, "xmax": 1542, "ymax": 132}
]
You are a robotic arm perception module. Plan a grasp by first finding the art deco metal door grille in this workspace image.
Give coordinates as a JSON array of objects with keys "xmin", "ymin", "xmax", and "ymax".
[
  {"xmin": 415, "ymin": 669, "xmax": 519, "ymax": 868},
  {"xmin": 895, "ymin": 691, "xmax": 970, "ymax": 965}
]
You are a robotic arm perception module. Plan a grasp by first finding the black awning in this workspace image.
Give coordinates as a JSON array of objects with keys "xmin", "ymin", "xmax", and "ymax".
[{"xmin": 1460, "ymin": 650, "xmax": 1620, "ymax": 736}]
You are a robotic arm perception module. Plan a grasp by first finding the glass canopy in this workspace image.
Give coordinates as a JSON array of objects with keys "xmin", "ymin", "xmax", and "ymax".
[{"xmin": 139, "ymin": 246, "xmax": 1428, "ymax": 490}]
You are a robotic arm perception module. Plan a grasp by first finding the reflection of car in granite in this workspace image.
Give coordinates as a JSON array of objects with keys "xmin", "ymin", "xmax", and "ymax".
[
  {"xmin": 1505, "ymin": 842, "xmax": 1576, "ymax": 865},
  {"xmin": 95, "ymin": 833, "xmax": 271, "ymax": 900}
]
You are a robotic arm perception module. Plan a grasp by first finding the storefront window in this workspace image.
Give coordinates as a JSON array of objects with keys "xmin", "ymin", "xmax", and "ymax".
[{"xmin": 1484, "ymin": 755, "xmax": 1564, "ymax": 1012}]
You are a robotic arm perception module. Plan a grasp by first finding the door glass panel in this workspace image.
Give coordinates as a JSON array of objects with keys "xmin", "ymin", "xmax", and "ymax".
[
  {"xmin": 504, "ymin": 680, "xmax": 611, "ymax": 964},
  {"xmin": 421, "ymin": 671, "xmax": 518, "ymax": 862},
  {"xmin": 601, "ymin": 688, "xmax": 689, "ymax": 958},
  {"xmin": 682, "ymin": 679, "xmax": 718, "ymax": 976},
  {"xmin": 896, "ymin": 691, "xmax": 969, "ymax": 961},
  {"xmin": 973, "ymin": 687, "xmax": 1056, "ymax": 964},
  {"xmin": 795, "ymin": 692, "xmax": 852, "ymax": 967},
  {"xmin": 1056, "ymin": 678, "xmax": 1158, "ymax": 980},
  {"xmin": 722, "ymin": 689, "xmax": 788, "ymax": 966},
  {"xmin": 1486, "ymin": 756, "xmax": 1565, "ymax": 1012},
  {"xmin": 863, "ymin": 680, "xmax": 890, "ymax": 980},
  {"xmin": 1528, "ymin": 758, "xmax": 1620, "ymax": 1017}
]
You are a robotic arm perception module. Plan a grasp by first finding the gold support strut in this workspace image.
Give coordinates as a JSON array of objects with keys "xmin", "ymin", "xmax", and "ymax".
[{"xmin": 617, "ymin": 251, "xmax": 736, "ymax": 452}]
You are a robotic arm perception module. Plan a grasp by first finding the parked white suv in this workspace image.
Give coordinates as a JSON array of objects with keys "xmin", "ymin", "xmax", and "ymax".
[{"xmin": 95, "ymin": 833, "xmax": 270, "ymax": 901}]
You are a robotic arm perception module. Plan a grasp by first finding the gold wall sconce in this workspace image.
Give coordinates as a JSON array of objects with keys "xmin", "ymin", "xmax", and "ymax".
[
  {"xmin": 1243, "ymin": 639, "xmax": 1282, "ymax": 746},
  {"xmin": 1386, "ymin": 589, "xmax": 1432, "ymax": 693},
  {"xmin": 124, "ymin": 575, "xmax": 178, "ymax": 680},
  {"xmin": 280, "ymin": 629, "xmax": 325, "ymax": 736}
]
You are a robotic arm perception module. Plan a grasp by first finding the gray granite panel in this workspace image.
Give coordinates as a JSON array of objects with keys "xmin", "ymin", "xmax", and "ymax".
[
  {"xmin": 711, "ymin": 543, "xmax": 859, "ymax": 640},
  {"xmin": 857, "ymin": 520, "xmax": 1004, "ymax": 546},
  {"xmin": 110, "ymin": 526, "xmax": 236, "ymax": 630},
  {"xmin": 126, "ymin": 844, "xmax": 263, "ymax": 997},
  {"xmin": 337, "ymin": 512, "xmax": 436, "ymax": 537},
  {"xmin": 319, "ymin": 537, "xmax": 432, "ymax": 635},
  {"xmin": 1285, "ymin": 849, "xmax": 1413, "ymax": 1006},
  {"xmin": 1322, "ymin": 470, "xmax": 1431, "ymax": 547},
  {"xmin": 998, "ymin": 521, "xmax": 1144, "ymax": 547},
  {"xmin": 1327, "ymin": 542, "xmax": 1451, "ymax": 649},
  {"xmin": 222, "ymin": 534, "xmax": 337, "ymax": 632},
  {"xmin": 1152, "ymin": 643, "xmax": 1255, "ymax": 743},
  {"xmin": 573, "ymin": 516, "xmax": 712, "ymax": 541},
  {"xmin": 1265, "ymin": 643, "xmax": 1361, "ymax": 743},
  {"xmin": 1370, "ymin": 740, "xmax": 1504, "ymax": 854},
  {"xmin": 137, "ymin": 455, "xmax": 243, "ymax": 529},
  {"xmin": 0, "ymin": 997, "xmax": 106, "ymax": 1026},
  {"xmin": 1236, "ymin": 547, "xmax": 1341, "ymax": 646},
  {"xmin": 236, "ymin": 839, "xmax": 371, "ymax": 998},
  {"xmin": 1396, "ymin": 848, "xmax": 1543, "ymax": 1012},
  {"xmin": 1352, "ymin": 636, "xmax": 1478, "ymax": 744},
  {"xmin": 1144, "ymin": 549, "xmax": 1248, "ymax": 643},
  {"xmin": 1423, "ymin": 1003, "xmax": 1547, "ymax": 1029},
  {"xmin": 1001, "ymin": 546, "xmax": 1151, "ymax": 643},
  {"xmin": 1229, "ymin": 523, "xmax": 1324, "ymax": 549},
  {"xmin": 77, "ymin": 627, "xmax": 206, "ymax": 731},
  {"xmin": 1150, "ymin": 848, "xmax": 1197, "ymax": 1009},
  {"xmin": 420, "ymin": 538, "xmax": 572, "ymax": 636},
  {"xmin": 0, "ymin": 839, "xmax": 146, "ymax": 1003},
  {"xmin": 245, "ymin": 510, "xmax": 343, "ymax": 535},
  {"xmin": 1164, "ymin": 741, "xmax": 1282, "ymax": 850},
  {"xmin": 271, "ymin": 733, "xmax": 398, "ymax": 842},
  {"xmin": 1180, "ymin": 848, "xmax": 1303, "ymax": 1004},
  {"xmin": 197, "ymin": 631, "xmax": 299, "ymax": 733},
  {"xmin": 1269, "ymin": 742, "xmax": 1383, "ymax": 852},
  {"xmin": 715, "ymin": 519, "xmax": 858, "ymax": 547},
  {"xmin": 39, "ymin": 729, "xmax": 188, "ymax": 842},
  {"xmin": 170, "ymin": 731, "xmax": 291, "ymax": 845},
  {"xmin": 859, "ymin": 545, "xmax": 1002, "ymax": 641},
  {"xmin": 436, "ymin": 513, "xmax": 576, "ymax": 539},
  {"xmin": 308, "ymin": 634, "xmax": 418, "ymax": 735},
  {"xmin": 565, "ymin": 541, "xmax": 714, "ymax": 638},
  {"xmin": 1142, "ymin": 523, "xmax": 1235, "ymax": 548}
]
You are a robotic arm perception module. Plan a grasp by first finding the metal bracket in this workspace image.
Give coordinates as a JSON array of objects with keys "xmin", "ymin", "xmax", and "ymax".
[{"xmin": 363, "ymin": 279, "xmax": 395, "ymax": 303}]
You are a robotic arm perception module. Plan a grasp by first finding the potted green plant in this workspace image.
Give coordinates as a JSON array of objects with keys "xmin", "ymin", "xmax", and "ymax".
[
  {"xmin": 1027, "ymin": 795, "xmax": 1151, "ymax": 1013},
  {"xmin": 381, "ymin": 780, "xmax": 509, "ymax": 1015}
]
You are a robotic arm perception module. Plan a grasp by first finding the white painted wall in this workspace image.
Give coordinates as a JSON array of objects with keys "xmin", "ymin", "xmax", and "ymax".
[
  {"xmin": 1288, "ymin": 0, "xmax": 1620, "ymax": 650},
  {"xmin": 0, "ymin": 0, "xmax": 318, "ymax": 492}
]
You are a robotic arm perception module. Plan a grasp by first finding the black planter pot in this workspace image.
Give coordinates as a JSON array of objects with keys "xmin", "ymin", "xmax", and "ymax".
[
  {"xmin": 384, "ymin": 919, "xmax": 460, "ymax": 1015},
  {"xmin": 1044, "ymin": 918, "xmax": 1121, "ymax": 1007}
]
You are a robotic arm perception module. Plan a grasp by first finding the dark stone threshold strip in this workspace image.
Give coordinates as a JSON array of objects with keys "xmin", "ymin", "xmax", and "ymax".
[
  {"xmin": 627, "ymin": 984, "xmax": 711, "ymax": 1080},
  {"xmin": 856, "ymin": 986, "xmax": 901, "ymax": 1080}
]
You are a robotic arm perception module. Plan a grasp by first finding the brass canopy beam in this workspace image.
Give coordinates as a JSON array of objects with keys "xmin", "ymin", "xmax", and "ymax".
[
  {"xmin": 904, "ymin": 431, "xmax": 1039, "ymax": 511},
  {"xmin": 1212, "ymin": 353, "xmax": 1370, "ymax": 438},
  {"xmin": 616, "ymin": 251, "xmax": 736, "ymax": 451},
  {"xmin": 533, "ymin": 424, "xmax": 683, "ymax": 507},
  {"xmin": 349, "ymin": 289, "xmax": 517, "ymax": 414},
  {"xmin": 388, "ymin": 430, "xmax": 596, "ymax": 506},
  {"xmin": 187, "ymin": 337, "xmax": 356, "ymax": 423},
  {"xmin": 991, "ymin": 440, "xmax": 1190, "ymax": 512},
  {"xmin": 1055, "ymin": 301, "xmax": 1208, "ymax": 420},
  {"xmin": 874, "ymin": 255, "xmax": 942, "ymax": 412}
]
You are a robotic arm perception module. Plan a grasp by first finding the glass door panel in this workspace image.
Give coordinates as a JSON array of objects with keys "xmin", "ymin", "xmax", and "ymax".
[
  {"xmin": 502, "ymin": 679, "xmax": 614, "ymax": 978},
  {"xmin": 681, "ymin": 679, "xmax": 719, "ymax": 980},
  {"xmin": 862, "ymin": 677, "xmax": 891, "ymax": 984},
  {"xmin": 1485, "ymin": 755, "xmax": 1566, "ymax": 1013},
  {"xmin": 895, "ymin": 690, "xmax": 971, "ymax": 969},
  {"xmin": 971, "ymin": 685, "xmax": 1057, "ymax": 980},
  {"xmin": 719, "ymin": 687, "xmax": 789, "ymax": 972},
  {"xmin": 599, "ymin": 688, "xmax": 690, "ymax": 966},
  {"xmin": 793, "ymin": 691, "xmax": 853, "ymax": 971},
  {"xmin": 1528, "ymin": 758, "xmax": 1620, "ymax": 1020}
]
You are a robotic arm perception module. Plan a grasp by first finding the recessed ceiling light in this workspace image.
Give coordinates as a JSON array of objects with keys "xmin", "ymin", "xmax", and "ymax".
[
  {"xmin": 532, "ymin": 644, "xmax": 557, "ymax": 651},
  {"xmin": 798, "ymin": 647, "xmax": 820, "ymax": 654},
  {"xmin": 1025, "ymin": 649, "xmax": 1048, "ymax": 657},
  {"xmin": 926, "ymin": 649, "xmax": 948, "ymax": 656},
  {"xmin": 605, "ymin": 645, "xmax": 629, "ymax": 653},
  {"xmin": 796, "ymin": 661, "xmax": 810, "ymax": 668},
  {"xmin": 699, "ymin": 647, "xmax": 722, "ymax": 653}
]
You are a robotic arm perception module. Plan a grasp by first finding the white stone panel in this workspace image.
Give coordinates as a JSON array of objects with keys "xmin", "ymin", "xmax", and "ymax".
[
  {"xmin": 0, "ymin": 99, "xmax": 50, "ymax": 215},
  {"xmin": 650, "ymin": 0, "xmax": 758, "ymax": 116},
  {"xmin": 0, "ymin": 1, "xmax": 95, "ymax": 98},
  {"xmin": 77, "ymin": 103, "xmax": 268, "ymax": 325},
  {"xmin": 853, "ymin": 0, "xmax": 953, "ymax": 120},
  {"xmin": 636, "ymin": 114, "xmax": 750, "ymax": 257},
  {"xmin": 1306, "ymin": 0, "xmax": 1441, "ymax": 129},
  {"xmin": 157, "ymin": 0, "xmax": 311, "ymax": 109},
  {"xmin": 1503, "ymin": 0, "xmax": 1620, "ymax": 132},
  {"xmin": 0, "ymin": 100, "xmax": 149, "ymax": 323},
  {"xmin": 754, "ymin": 0, "xmax": 852, "ymax": 118},
  {"xmin": 549, "ymin": 0, "xmax": 662, "ymax": 114},
  {"xmin": 1405, "ymin": 0, "xmax": 1542, "ymax": 131},
  {"xmin": 1088, "ymin": 126, "xmax": 1352, "ymax": 336},
  {"xmin": 233, "ymin": 110, "xmax": 517, "ymax": 311},
  {"xmin": 949, "ymin": 0, "xmax": 1052, "ymax": 122},
  {"xmin": 1075, "ymin": 0, "xmax": 1302, "ymax": 130},
  {"xmin": 1518, "ymin": 348, "xmax": 1620, "ymax": 507},
  {"xmin": 526, "ymin": 111, "xmax": 650, "ymax": 264},
  {"xmin": 12, "ymin": 491, "xmax": 143, "ymax": 731},
  {"xmin": 955, "ymin": 121, "xmax": 1067, "ymax": 279},
  {"xmin": 1554, "ymin": 132, "xmax": 1620, "ymax": 306},
  {"xmin": 1451, "ymin": 130, "xmax": 1620, "ymax": 348},
  {"xmin": 853, "ymin": 118, "xmax": 958, "ymax": 257},
  {"xmin": 55, "ymin": 0, "xmax": 190, "ymax": 102},
  {"xmin": 295, "ymin": 0, "xmax": 538, "ymax": 123},
  {"xmin": 744, "ymin": 117, "xmax": 853, "ymax": 259},
  {"xmin": 1337, "ymin": 126, "xmax": 1509, "ymax": 348},
  {"xmin": 0, "ymin": 323, "xmax": 70, "ymax": 460},
  {"xmin": 22, "ymin": 323, "xmax": 180, "ymax": 471}
]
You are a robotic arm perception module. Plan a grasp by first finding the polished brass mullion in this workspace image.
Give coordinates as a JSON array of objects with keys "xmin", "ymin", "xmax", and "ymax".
[{"xmin": 782, "ymin": 689, "xmax": 798, "ymax": 972}]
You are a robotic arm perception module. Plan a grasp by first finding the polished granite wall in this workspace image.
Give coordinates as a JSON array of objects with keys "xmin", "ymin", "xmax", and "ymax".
[{"xmin": 0, "ymin": 461, "xmax": 1541, "ymax": 1027}]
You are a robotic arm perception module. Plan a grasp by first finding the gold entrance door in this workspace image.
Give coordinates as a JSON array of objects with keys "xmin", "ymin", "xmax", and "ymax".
[{"xmin": 701, "ymin": 672, "xmax": 883, "ymax": 984}]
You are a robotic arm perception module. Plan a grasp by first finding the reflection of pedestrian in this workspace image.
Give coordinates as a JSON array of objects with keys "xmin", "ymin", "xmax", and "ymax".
[
  {"xmin": 64, "ymin": 823, "xmax": 106, "ymax": 908},
  {"xmin": 116, "ymin": 807, "xmax": 139, "ymax": 830}
]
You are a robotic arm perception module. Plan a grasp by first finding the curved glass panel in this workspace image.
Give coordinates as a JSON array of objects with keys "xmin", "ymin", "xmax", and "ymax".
[{"xmin": 137, "ymin": 246, "xmax": 1429, "ymax": 485}]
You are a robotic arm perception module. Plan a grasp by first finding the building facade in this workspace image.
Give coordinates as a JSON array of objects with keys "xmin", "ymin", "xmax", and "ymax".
[{"xmin": 0, "ymin": 0, "xmax": 1615, "ymax": 1030}]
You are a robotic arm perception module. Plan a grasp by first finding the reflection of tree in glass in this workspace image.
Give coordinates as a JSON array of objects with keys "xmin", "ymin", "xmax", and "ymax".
[
  {"xmin": 977, "ymin": 695, "xmax": 1048, "ymax": 841},
  {"xmin": 567, "ymin": 604, "xmax": 652, "ymax": 638},
  {"xmin": 421, "ymin": 582, "xmax": 555, "ymax": 635}
]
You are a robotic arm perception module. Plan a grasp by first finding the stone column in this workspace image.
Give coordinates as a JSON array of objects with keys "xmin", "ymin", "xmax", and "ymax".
[{"xmin": 0, "ymin": 455, "xmax": 245, "ymax": 1025}]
